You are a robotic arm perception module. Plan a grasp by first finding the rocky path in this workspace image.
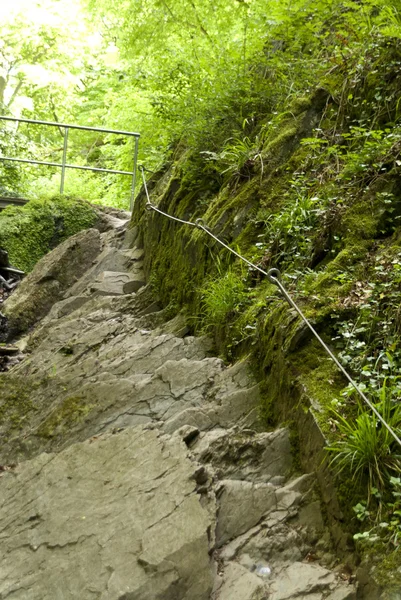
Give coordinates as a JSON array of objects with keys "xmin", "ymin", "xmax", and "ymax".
[{"xmin": 0, "ymin": 221, "xmax": 357, "ymax": 599}]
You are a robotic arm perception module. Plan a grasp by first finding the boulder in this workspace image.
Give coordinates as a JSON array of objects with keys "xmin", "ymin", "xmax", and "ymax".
[
  {"xmin": 216, "ymin": 479, "xmax": 277, "ymax": 546},
  {"xmin": 213, "ymin": 563, "xmax": 267, "ymax": 600},
  {"xmin": 3, "ymin": 228, "xmax": 101, "ymax": 336},
  {"xmin": 268, "ymin": 562, "xmax": 336, "ymax": 600}
]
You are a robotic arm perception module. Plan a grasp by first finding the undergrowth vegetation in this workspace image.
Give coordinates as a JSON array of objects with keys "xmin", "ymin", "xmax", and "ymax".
[{"xmin": 200, "ymin": 267, "xmax": 247, "ymax": 333}]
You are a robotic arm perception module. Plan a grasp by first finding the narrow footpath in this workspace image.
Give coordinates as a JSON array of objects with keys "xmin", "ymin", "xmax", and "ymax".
[{"xmin": 0, "ymin": 218, "xmax": 357, "ymax": 599}]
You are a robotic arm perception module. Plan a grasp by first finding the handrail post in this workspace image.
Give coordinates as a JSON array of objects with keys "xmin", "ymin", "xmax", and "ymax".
[
  {"xmin": 130, "ymin": 136, "xmax": 139, "ymax": 211},
  {"xmin": 60, "ymin": 127, "xmax": 69, "ymax": 194}
]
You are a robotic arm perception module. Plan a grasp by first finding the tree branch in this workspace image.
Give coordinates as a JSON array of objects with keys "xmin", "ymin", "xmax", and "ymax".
[
  {"xmin": 188, "ymin": 0, "xmax": 212, "ymax": 42},
  {"xmin": 6, "ymin": 79, "xmax": 23, "ymax": 108}
]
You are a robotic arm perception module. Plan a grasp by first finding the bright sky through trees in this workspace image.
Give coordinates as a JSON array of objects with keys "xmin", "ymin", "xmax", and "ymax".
[
  {"xmin": 2, "ymin": 0, "xmax": 401, "ymax": 207},
  {"xmin": 0, "ymin": 0, "xmax": 104, "ymax": 113}
]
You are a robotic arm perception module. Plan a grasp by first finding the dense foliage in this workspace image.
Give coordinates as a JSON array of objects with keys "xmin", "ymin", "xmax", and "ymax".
[{"xmin": 1, "ymin": 0, "xmax": 398, "ymax": 206}]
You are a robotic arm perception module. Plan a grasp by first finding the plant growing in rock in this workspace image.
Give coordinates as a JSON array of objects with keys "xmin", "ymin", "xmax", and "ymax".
[
  {"xmin": 199, "ymin": 259, "xmax": 248, "ymax": 333},
  {"xmin": 327, "ymin": 380, "xmax": 401, "ymax": 499},
  {"xmin": 254, "ymin": 193, "xmax": 326, "ymax": 271},
  {"xmin": 201, "ymin": 132, "xmax": 265, "ymax": 188},
  {"xmin": 352, "ymin": 476, "xmax": 401, "ymax": 549}
]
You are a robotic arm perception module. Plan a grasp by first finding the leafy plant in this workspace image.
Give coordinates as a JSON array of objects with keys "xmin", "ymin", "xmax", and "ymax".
[
  {"xmin": 201, "ymin": 132, "xmax": 264, "ymax": 186},
  {"xmin": 327, "ymin": 382, "xmax": 401, "ymax": 498},
  {"xmin": 332, "ymin": 250, "xmax": 401, "ymax": 403},
  {"xmin": 254, "ymin": 193, "xmax": 326, "ymax": 270},
  {"xmin": 352, "ymin": 477, "xmax": 401, "ymax": 548}
]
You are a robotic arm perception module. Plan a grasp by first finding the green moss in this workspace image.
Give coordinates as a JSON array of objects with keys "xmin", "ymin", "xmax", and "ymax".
[
  {"xmin": 288, "ymin": 423, "xmax": 302, "ymax": 472},
  {"xmin": 328, "ymin": 244, "xmax": 370, "ymax": 271},
  {"xmin": 202, "ymin": 178, "xmax": 260, "ymax": 231},
  {"xmin": 294, "ymin": 345, "xmax": 344, "ymax": 427},
  {"xmin": 263, "ymin": 124, "xmax": 298, "ymax": 158},
  {"xmin": 0, "ymin": 375, "xmax": 36, "ymax": 437},
  {"xmin": 37, "ymin": 395, "xmax": 95, "ymax": 439},
  {"xmin": 341, "ymin": 197, "xmax": 381, "ymax": 242},
  {"xmin": 0, "ymin": 195, "xmax": 97, "ymax": 272},
  {"xmin": 288, "ymin": 96, "xmax": 313, "ymax": 115},
  {"xmin": 258, "ymin": 380, "xmax": 277, "ymax": 427},
  {"xmin": 374, "ymin": 550, "xmax": 401, "ymax": 591},
  {"xmin": 133, "ymin": 85, "xmax": 401, "ymax": 582}
]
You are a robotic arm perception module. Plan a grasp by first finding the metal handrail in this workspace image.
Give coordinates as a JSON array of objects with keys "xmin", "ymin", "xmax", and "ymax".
[
  {"xmin": 139, "ymin": 165, "xmax": 401, "ymax": 449},
  {"xmin": 0, "ymin": 116, "xmax": 140, "ymax": 210}
]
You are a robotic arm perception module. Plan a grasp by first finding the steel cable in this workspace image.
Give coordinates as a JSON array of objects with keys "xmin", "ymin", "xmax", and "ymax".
[{"xmin": 139, "ymin": 165, "xmax": 401, "ymax": 448}]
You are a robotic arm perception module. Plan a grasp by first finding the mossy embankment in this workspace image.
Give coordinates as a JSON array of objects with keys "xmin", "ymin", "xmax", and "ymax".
[
  {"xmin": 132, "ymin": 44, "xmax": 401, "ymax": 592},
  {"xmin": 0, "ymin": 195, "xmax": 98, "ymax": 272}
]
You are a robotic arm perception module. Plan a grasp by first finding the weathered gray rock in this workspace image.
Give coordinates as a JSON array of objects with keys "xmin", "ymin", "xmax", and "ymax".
[
  {"xmin": 45, "ymin": 295, "xmax": 90, "ymax": 320},
  {"xmin": 3, "ymin": 228, "xmax": 101, "ymax": 335},
  {"xmin": 192, "ymin": 427, "xmax": 293, "ymax": 483},
  {"xmin": 122, "ymin": 224, "xmax": 139, "ymax": 248},
  {"xmin": 216, "ymin": 479, "xmax": 277, "ymax": 546},
  {"xmin": 90, "ymin": 270, "xmax": 145, "ymax": 296},
  {"xmin": 268, "ymin": 562, "xmax": 335, "ymax": 600},
  {"xmin": 212, "ymin": 563, "xmax": 267, "ymax": 600},
  {"xmin": 121, "ymin": 246, "xmax": 144, "ymax": 261},
  {"xmin": 327, "ymin": 588, "xmax": 357, "ymax": 600},
  {"xmin": 0, "ymin": 427, "xmax": 213, "ymax": 600},
  {"xmin": 123, "ymin": 273, "xmax": 146, "ymax": 293},
  {"xmin": 0, "ymin": 221, "xmax": 361, "ymax": 600},
  {"xmin": 93, "ymin": 206, "xmax": 130, "ymax": 233},
  {"xmin": 65, "ymin": 233, "xmax": 133, "ymax": 298}
]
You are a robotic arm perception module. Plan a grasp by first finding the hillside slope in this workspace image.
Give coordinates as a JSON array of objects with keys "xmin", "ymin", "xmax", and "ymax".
[{"xmin": 132, "ymin": 39, "xmax": 401, "ymax": 591}]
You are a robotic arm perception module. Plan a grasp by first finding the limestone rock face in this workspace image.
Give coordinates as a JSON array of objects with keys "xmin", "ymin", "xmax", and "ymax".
[
  {"xmin": 0, "ymin": 428, "xmax": 213, "ymax": 600},
  {"xmin": 3, "ymin": 228, "xmax": 101, "ymax": 336}
]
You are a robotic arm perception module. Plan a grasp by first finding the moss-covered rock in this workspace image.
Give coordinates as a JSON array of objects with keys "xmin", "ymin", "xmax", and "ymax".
[
  {"xmin": 3, "ymin": 228, "xmax": 101, "ymax": 337},
  {"xmin": 0, "ymin": 195, "xmax": 98, "ymax": 272}
]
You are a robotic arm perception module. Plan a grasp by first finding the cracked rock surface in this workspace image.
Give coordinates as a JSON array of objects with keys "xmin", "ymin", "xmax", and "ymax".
[
  {"xmin": 0, "ymin": 222, "xmax": 357, "ymax": 599},
  {"xmin": 0, "ymin": 428, "xmax": 212, "ymax": 600}
]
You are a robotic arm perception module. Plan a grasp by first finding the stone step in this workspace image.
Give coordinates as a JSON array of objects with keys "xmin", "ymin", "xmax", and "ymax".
[{"xmin": 90, "ymin": 270, "xmax": 145, "ymax": 296}]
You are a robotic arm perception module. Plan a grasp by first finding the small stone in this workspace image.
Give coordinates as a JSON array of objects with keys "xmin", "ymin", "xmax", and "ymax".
[{"xmin": 255, "ymin": 565, "xmax": 271, "ymax": 578}]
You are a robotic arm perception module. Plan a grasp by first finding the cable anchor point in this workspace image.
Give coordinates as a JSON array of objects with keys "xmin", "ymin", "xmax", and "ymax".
[
  {"xmin": 267, "ymin": 268, "xmax": 281, "ymax": 285},
  {"xmin": 195, "ymin": 218, "xmax": 205, "ymax": 229}
]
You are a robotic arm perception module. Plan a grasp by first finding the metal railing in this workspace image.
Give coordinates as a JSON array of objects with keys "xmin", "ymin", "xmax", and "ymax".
[
  {"xmin": 0, "ymin": 116, "xmax": 140, "ymax": 210},
  {"xmin": 139, "ymin": 165, "xmax": 401, "ymax": 449}
]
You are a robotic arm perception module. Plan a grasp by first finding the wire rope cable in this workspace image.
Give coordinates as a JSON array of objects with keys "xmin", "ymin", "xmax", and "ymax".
[{"xmin": 139, "ymin": 166, "xmax": 401, "ymax": 448}]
